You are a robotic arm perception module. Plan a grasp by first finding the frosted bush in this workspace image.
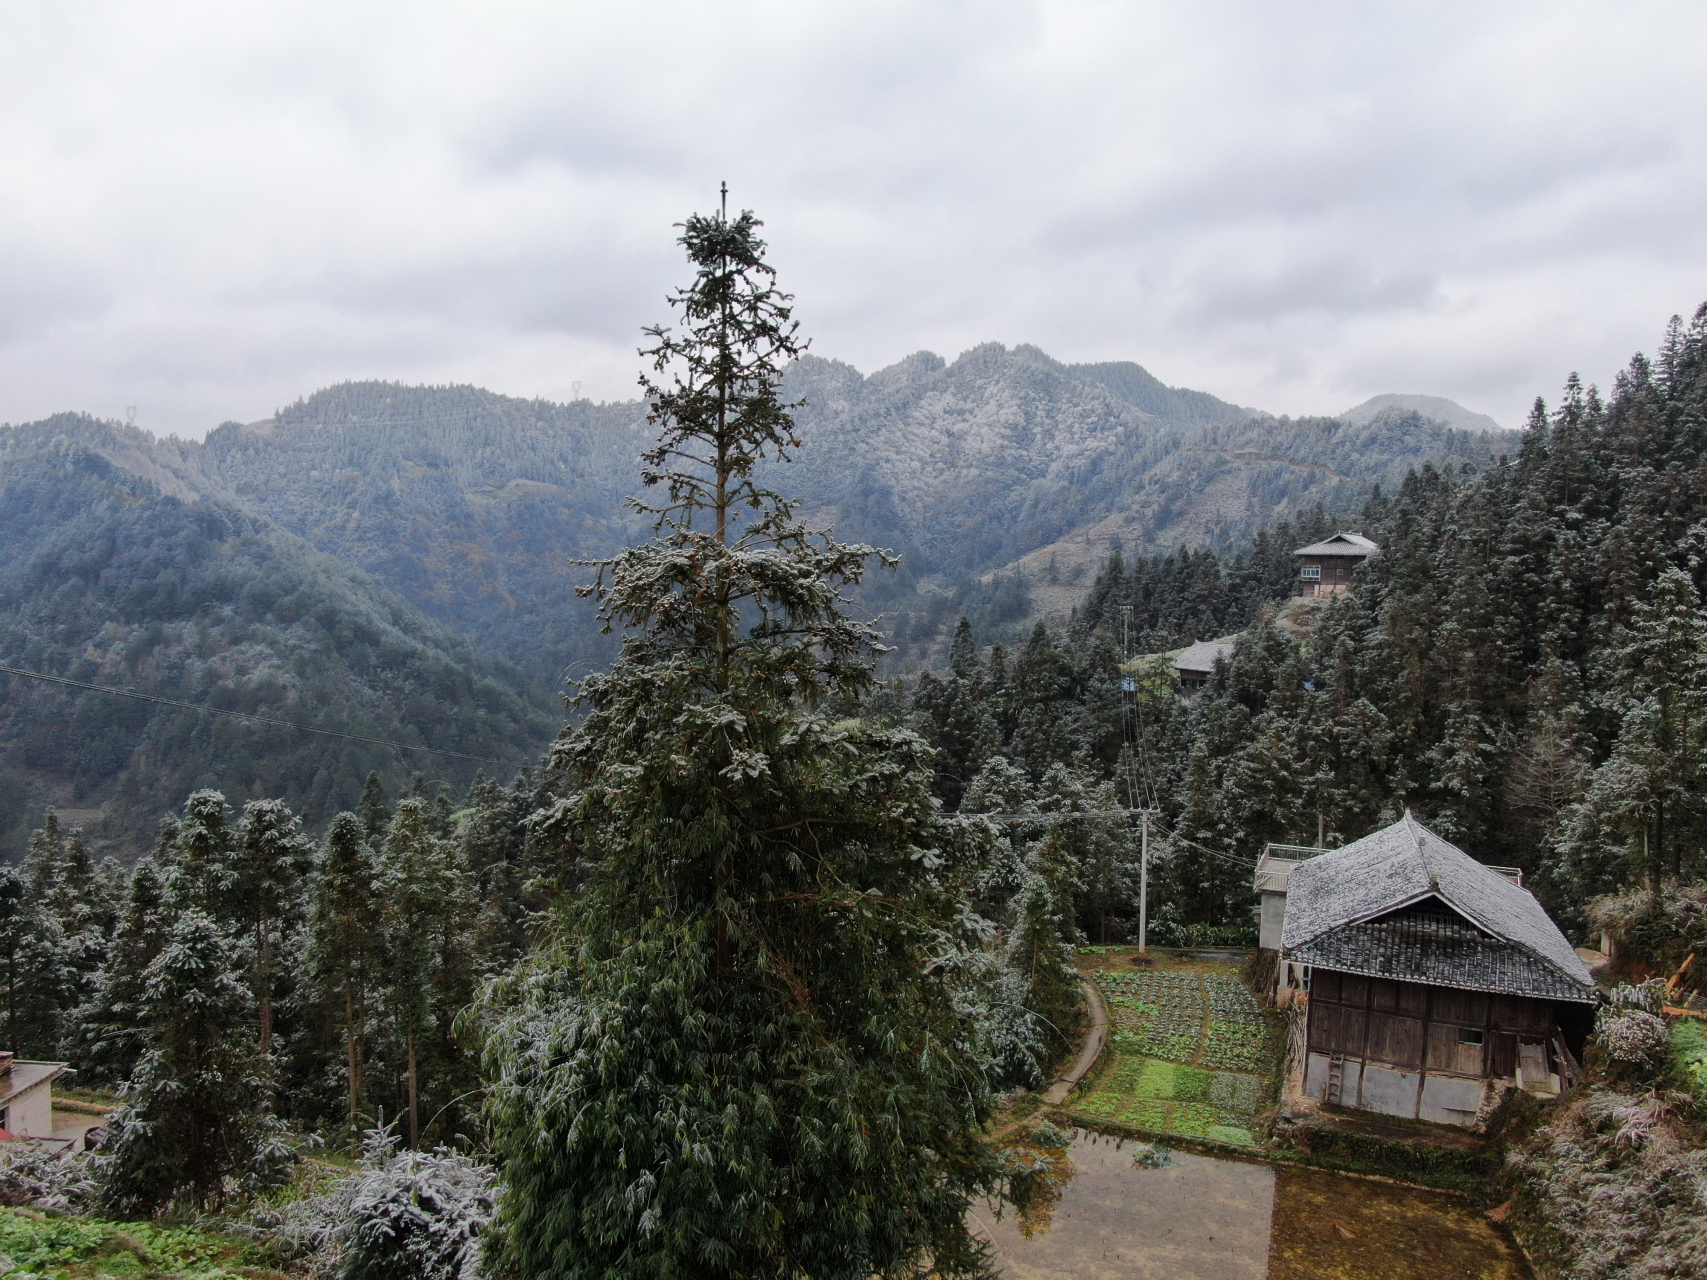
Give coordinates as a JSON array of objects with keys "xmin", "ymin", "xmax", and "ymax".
[
  {"xmin": 953, "ymin": 955, "xmax": 1051, "ymax": 1092},
  {"xmin": 280, "ymin": 1128, "xmax": 495, "ymax": 1280},
  {"xmin": 0, "ymin": 1144, "xmax": 96, "ymax": 1211},
  {"xmin": 1586, "ymin": 1091, "xmax": 1670, "ymax": 1148},
  {"xmin": 1510, "ymin": 1089, "xmax": 1707, "ymax": 1278},
  {"xmin": 1130, "ymin": 1142, "xmax": 1173, "ymax": 1170},
  {"xmin": 1597, "ymin": 1009, "xmax": 1670, "ymax": 1064},
  {"xmin": 1607, "ymin": 979, "xmax": 1666, "ymax": 1015}
]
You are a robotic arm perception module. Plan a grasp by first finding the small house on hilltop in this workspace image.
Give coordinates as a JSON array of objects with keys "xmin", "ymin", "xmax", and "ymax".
[
  {"xmin": 1263, "ymin": 814, "xmax": 1596, "ymax": 1128},
  {"xmin": 1173, "ymin": 640, "xmax": 1233, "ymax": 691},
  {"xmin": 1294, "ymin": 532, "xmax": 1379, "ymax": 597}
]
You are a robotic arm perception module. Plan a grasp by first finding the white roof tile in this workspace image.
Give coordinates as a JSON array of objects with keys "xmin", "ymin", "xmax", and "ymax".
[
  {"xmin": 1282, "ymin": 813, "xmax": 1594, "ymax": 996},
  {"xmin": 1173, "ymin": 640, "xmax": 1234, "ymax": 674},
  {"xmin": 1293, "ymin": 532, "xmax": 1381, "ymax": 557}
]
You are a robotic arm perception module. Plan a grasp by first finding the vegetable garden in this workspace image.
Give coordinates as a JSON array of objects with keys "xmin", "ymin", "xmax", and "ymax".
[{"xmin": 1069, "ymin": 955, "xmax": 1272, "ymax": 1147}]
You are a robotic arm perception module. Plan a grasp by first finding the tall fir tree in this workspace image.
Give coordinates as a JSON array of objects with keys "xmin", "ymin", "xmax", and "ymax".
[
  {"xmin": 98, "ymin": 909, "xmax": 290, "ymax": 1215},
  {"xmin": 64, "ymin": 857, "xmax": 167, "ymax": 1085},
  {"xmin": 377, "ymin": 798, "xmax": 464, "ymax": 1148},
  {"xmin": 234, "ymin": 799, "xmax": 313, "ymax": 1058},
  {"xmin": 310, "ymin": 812, "xmax": 381, "ymax": 1147},
  {"xmin": 480, "ymin": 202, "xmax": 1003, "ymax": 1280}
]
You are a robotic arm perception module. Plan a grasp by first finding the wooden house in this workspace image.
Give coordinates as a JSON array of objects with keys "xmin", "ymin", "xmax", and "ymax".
[
  {"xmin": 1172, "ymin": 640, "xmax": 1234, "ymax": 691},
  {"xmin": 1294, "ymin": 532, "xmax": 1379, "ymax": 597},
  {"xmin": 1276, "ymin": 814, "xmax": 1596, "ymax": 1127}
]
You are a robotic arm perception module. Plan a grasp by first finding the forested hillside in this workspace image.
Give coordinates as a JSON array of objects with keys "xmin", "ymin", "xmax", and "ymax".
[
  {"xmin": 0, "ymin": 418, "xmax": 555, "ymax": 858},
  {"xmin": 203, "ymin": 383, "xmax": 651, "ymax": 683},
  {"xmin": 0, "ymin": 343, "xmax": 1512, "ymax": 856},
  {"xmin": 2, "ymin": 349, "xmax": 1510, "ymax": 686},
  {"xmin": 902, "ymin": 307, "xmax": 1707, "ymax": 947},
  {"xmin": 752, "ymin": 347, "xmax": 1513, "ymax": 666}
]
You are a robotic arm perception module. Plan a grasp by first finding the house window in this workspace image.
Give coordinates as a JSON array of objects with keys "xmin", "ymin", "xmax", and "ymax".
[
  {"xmin": 1300, "ymin": 566, "xmax": 1321, "ymax": 581},
  {"xmin": 1458, "ymin": 1027, "xmax": 1484, "ymax": 1046}
]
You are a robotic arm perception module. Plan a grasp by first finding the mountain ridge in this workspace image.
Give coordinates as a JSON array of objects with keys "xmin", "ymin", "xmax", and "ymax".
[
  {"xmin": 0, "ymin": 343, "xmax": 1519, "ymax": 705},
  {"xmin": 1339, "ymin": 393, "xmax": 1504, "ymax": 434}
]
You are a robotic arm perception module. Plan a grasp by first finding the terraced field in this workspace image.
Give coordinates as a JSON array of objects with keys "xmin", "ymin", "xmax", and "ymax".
[{"xmin": 1069, "ymin": 956, "xmax": 1271, "ymax": 1146}]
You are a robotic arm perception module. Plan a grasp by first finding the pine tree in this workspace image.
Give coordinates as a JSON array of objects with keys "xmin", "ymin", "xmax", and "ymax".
[
  {"xmin": 360, "ymin": 770, "xmax": 390, "ymax": 843},
  {"xmin": 480, "ymin": 202, "xmax": 1001, "ymax": 1280},
  {"xmin": 0, "ymin": 863, "xmax": 69, "ymax": 1058},
  {"xmin": 377, "ymin": 798, "xmax": 463, "ymax": 1148},
  {"xmin": 235, "ymin": 799, "xmax": 313, "ymax": 1058},
  {"xmin": 310, "ymin": 812, "xmax": 381, "ymax": 1147},
  {"xmin": 64, "ymin": 857, "xmax": 167, "ymax": 1085},
  {"xmin": 97, "ymin": 908, "xmax": 291, "ymax": 1215}
]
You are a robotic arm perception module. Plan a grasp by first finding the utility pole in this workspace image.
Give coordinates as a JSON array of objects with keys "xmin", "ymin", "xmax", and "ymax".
[
  {"xmin": 1118, "ymin": 602, "xmax": 1161, "ymax": 952},
  {"xmin": 1140, "ymin": 811, "xmax": 1149, "ymax": 953}
]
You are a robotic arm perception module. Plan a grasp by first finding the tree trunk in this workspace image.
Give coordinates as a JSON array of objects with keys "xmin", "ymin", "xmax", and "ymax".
[
  {"xmin": 713, "ymin": 248, "xmax": 732, "ymax": 981},
  {"xmin": 407, "ymin": 1028, "xmax": 419, "ymax": 1148},
  {"xmin": 258, "ymin": 903, "xmax": 272, "ymax": 1057},
  {"xmin": 345, "ymin": 974, "xmax": 360, "ymax": 1150},
  {"xmin": 1656, "ymin": 804, "xmax": 1668, "ymax": 886}
]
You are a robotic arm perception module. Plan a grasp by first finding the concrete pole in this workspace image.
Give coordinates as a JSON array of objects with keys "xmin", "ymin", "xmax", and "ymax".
[{"xmin": 1139, "ymin": 812, "xmax": 1149, "ymax": 953}]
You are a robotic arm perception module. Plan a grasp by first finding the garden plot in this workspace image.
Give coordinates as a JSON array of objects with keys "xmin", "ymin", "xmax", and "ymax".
[{"xmin": 1071, "ymin": 959, "xmax": 1271, "ymax": 1147}]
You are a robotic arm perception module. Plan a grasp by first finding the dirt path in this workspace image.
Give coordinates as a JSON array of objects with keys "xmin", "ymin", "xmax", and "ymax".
[{"xmin": 1043, "ymin": 979, "xmax": 1109, "ymax": 1104}]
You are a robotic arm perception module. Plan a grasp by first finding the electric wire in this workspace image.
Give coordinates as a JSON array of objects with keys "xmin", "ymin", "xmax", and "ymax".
[{"xmin": 0, "ymin": 662, "xmax": 536, "ymax": 772}]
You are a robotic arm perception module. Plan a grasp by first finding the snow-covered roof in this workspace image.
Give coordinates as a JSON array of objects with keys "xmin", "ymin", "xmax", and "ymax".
[
  {"xmin": 1282, "ymin": 813, "xmax": 1596, "ymax": 1002},
  {"xmin": 1293, "ymin": 532, "xmax": 1381, "ymax": 558},
  {"xmin": 1173, "ymin": 640, "xmax": 1234, "ymax": 675}
]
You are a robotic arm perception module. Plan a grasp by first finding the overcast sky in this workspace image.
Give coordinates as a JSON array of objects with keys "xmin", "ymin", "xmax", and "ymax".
[{"xmin": 3, "ymin": 1, "xmax": 1705, "ymax": 437}]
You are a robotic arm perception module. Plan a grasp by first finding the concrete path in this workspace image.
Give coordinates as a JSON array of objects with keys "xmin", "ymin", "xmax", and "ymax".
[{"xmin": 1043, "ymin": 978, "xmax": 1109, "ymax": 1105}]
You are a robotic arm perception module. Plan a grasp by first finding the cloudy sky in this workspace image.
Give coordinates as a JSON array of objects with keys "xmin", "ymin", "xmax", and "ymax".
[{"xmin": 3, "ymin": 1, "xmax": 1705, "ymax": 437}]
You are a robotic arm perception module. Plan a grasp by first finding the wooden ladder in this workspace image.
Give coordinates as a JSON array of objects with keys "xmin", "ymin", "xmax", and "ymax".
[{"xmin": 1325, "ymin": 1054, "xmax": 1346, "ymax": 1105}]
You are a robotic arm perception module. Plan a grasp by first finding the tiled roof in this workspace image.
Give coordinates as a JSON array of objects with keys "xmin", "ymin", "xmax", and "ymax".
[
  {"xmin": 1282, "ymin": 813, "xmax": 1595, "ymax": 1000},
  {"xmin": 1173, "ymin": 640, "xmax": 1234, "ymax": 674},
  {"xmin": 1289, "ymin": 912, "xmax": 1598, "ymax": 1003},
  {"xmin": 1293, "ymin": 532, "xmax": 1381, "ymax": 557}
]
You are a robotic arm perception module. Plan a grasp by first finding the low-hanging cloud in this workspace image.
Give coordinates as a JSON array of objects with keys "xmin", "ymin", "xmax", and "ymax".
[{"xmin": 1, "ymin": 0, "xmax": 1704, "ymax": 437}]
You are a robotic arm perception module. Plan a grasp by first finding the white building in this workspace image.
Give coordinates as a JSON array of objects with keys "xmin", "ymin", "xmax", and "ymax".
[{"xmin": 0, "ymin": 1053, "xmax": 74, "ymax": 1146}]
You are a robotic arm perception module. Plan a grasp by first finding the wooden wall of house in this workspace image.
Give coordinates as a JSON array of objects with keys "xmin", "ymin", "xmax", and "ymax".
[
  {"xmin": 1305, "ymin": 968, "xmax": 1556, "ymax": 1081},
  {"xmin": 1298, "ymin": 555, "xmax": 1366, "ymax": 597}
]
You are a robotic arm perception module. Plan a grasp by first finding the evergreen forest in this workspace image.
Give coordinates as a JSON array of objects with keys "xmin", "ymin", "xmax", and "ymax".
[{"xmin": 902, "ymin": 317, "xmax": 1707, "ymax": 944}]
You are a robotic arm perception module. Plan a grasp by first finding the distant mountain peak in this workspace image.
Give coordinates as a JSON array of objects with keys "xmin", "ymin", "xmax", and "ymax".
[{"xmin": 1339, "ymin": 394, "xmax": 1504, "ymax": 434}]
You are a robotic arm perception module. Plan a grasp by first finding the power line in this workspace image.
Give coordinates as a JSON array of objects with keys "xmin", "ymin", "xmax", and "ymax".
[
  {"xmin": 0, "ymin": 663, "xmax": 536, "ymax": 773},
  {"xmin": 971, "ymin": 807, "xmax": 1257, "ymax": 866},
  {"xmin": 976, "ymin": 808, "xmax": 1159, "ymax": 822}
]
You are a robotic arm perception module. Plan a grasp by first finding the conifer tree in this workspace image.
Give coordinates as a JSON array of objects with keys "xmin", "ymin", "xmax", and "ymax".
[
  {"xmin": 235, "ymin": 799, "xmax": 313, "ymax": 1058},
  {"xmin": 22, "ymin": 815, "xmax": 106, "ymax": 1015},
  {"xmin": 0, "ymin": 863, "xmax": 68, "ymax": 1057},
  {"xmin": 377, "ymin": 798, "xmax": 463, "ymax": 1148},
  {"xmin": 98, "ymin": 908, "xmax": 291, "ymax": 1215},
  {"xmin": 481, "ymin": 202, "xmax": 1001, "ymax": 1279},
  {"xmin": 360, "ymin": 770, "xmax": 390, "ymax": 843},
  {"xmin": 1562, "ymin": 566, "xmax": 1707, "ymax": 892},
  {"xmin": 65, "ymin": 857, "xmax": 167, "ymax": 1084},
  {"xmin": 168, "ymin": 791, "xmax": 242, "ymax": 922},
  {"xmin": 310, "ymin": 812, "xmax": 381, "ymax": 1146}
]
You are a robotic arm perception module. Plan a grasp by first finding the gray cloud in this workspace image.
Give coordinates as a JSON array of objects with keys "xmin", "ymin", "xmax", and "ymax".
[{"xmin": 2, "ymin": 0, "xmax": 1705, "ymax": 437}]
